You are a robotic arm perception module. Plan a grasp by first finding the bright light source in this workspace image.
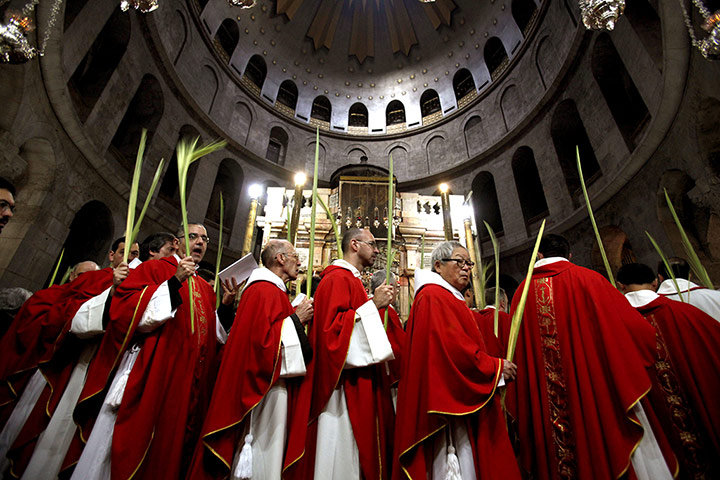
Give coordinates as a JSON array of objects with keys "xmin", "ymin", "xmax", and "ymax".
[
  {"xmin": 439, "ymin": 183, "xmax": 449, "ymax": 194},
  {"xmin": 248, "ymin": 184, "xmax": 263, "ymax": 199},
  {"xmin": 294, "ymin": 172, "xmax": 307, "ymax": 186}
]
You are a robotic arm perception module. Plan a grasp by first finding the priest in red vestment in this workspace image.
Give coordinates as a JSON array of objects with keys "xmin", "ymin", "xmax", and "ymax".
[
  {"xmin": 370, "ymin": 270, "xmax": 405, "ymax": 391},
  {"xmin": 618, "ymin": 262, "xmax": 720, "ymax": 478},
  {"xmin": 71, "ymin": 224, "xmax": 224, "ymax": 480},
  {"xmin": 505, "ymin": 234, "xmax": 674, "ymax": 480},
  {"xmin": 187, "ymin": 239, "xmax": 313, "ymax": 480},
  {"xmin": 393, "ymin": 241, "xmax": 520, "ymax": 480},
  {"xmin": 284, "ymin": 228, "xmax": 396, "ymax": 480},
  {"xmin": 470, "ymin": 287, "xmax": 512, "ymax": 358}
]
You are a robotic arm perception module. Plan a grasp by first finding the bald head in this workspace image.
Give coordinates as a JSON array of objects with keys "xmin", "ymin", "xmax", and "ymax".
[
  {"xmin": 261, "ymin": 239, "xmax": 293, "ymax": 267},
  {"xmin": 342, "ymin": 228, "xmax": 366, "ymax": 254},
  {"xmin": 69, "ymin": 261, "xmax": 100, "ymax": 282}
]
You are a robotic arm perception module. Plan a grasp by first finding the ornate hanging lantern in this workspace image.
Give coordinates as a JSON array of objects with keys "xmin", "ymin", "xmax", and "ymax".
[
  {"xmin": 578, "ymin": 0, "xmax": 625, "ymax": 31},
  {"xmin": 120, "ymin": 0, "xmax": 159, "ymax": 13},
  {"xmin": 228, "ymin": 0, "xmax": 256, "ymax": 8},
  {"xmin": 680, "ymin": 0, "xmax": 720, "ymax": 60},
  {"xmin": 0, "ymin": 0, "xmax": 63, "ymax": 64}
]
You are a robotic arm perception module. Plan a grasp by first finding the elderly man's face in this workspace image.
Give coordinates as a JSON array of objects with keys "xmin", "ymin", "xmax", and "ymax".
[
  {"xmin": 69, "ymin": 261, "xmax": 99, "ymax": 282},
  {"xmin": 434, "ymin": 247, "xmax": 473, "ymax": 291},
  {"xmin": 181, "ymin": 225, "xmax": 209, "ymax": 264},
  {"xmin": 281, "ymin": 245, "xmax": 302, "ymax": 281},
  {"xmin": 0, "ymin": 188, "xmax": 15, "ymax": 234}
]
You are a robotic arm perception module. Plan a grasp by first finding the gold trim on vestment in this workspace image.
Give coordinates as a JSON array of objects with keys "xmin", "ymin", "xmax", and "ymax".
[{"xmin": 127, "ymin": 428, "xmax": 155, "ymax": 480}]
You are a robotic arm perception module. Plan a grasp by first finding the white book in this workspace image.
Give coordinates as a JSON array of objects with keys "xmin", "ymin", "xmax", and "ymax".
[{"xmin": 217, "ymin": 253, "xmax": 258, "ymax": 285}]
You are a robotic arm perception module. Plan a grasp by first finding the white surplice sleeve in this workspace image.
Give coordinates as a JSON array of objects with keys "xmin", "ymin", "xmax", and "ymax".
[
  {"xmin": 136, "ymin": 281, "xmax": 176, "ymax": 333},
  {"xmin": 344, "ymin": 300, "xmax": 395, "ymax": 368},
  {"xmin": 280, "ymin": 316, "xmax": 306, "ymax": 377},
  {"xmin": 70, "ymin": 288, "xmax": 111, "ymax": 338},
  {"xmin": 216, "ymin": 313, "xmax": 228, "ymax": 344}
]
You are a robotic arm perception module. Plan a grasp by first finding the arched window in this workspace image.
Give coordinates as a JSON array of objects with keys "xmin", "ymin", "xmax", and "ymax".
[
  {"xmin": 471, "ymin": 172, "xmax": 503, "ymax": 239},
  {"xmin": 348, "ymin": 103, "xmax": 368, "ymax": 128},
  {"xmin": 64, "ymin": 0, "xmax": 89, "ymax": 30},
  {"xmin": 109, "ymin": 74, "xmax": 164, "ymax": 175},
  {"xmin": 48, "ymin": 200, "xmax": 113, "ymax": 285},
  {"xmin": 160, "ymin": 125, "xmax": 203, "ymax": 203},
  {"xmin": 420, "ymin": 89, "xmax": 441, "ymax": 118},
  {"xmin": 386, "ymin": 100, "xmax": 406, "ymax": 126},
  {"xmin": 311, "ymin": 96, "xmax": 332, "ymax": 126},
  {"xmin": 512, "ymin": 0, "xmax": 538, "ymax": 36},
  {"xmin": 591, "ymin": 33, "xmax": 650, "ymax": 151},
  {"xmin": 276, "ymin": 80, "xmax": 298, "ymax": 112},
  {"xmin": 511, "ymin": 146, "xmax": 548, "ymax": 224},
  {"xmin": 266, "ymin": 126, "xmax": 289, "ymax": 166},
  {"xmin": 484, "ymin": 37, "xmax": 509, "ymax": 80},
  {"xmin": 624, "ymin": 0, "xmax": 662, "ymax": 69},
  {"xmin": 214, "ymin": 19, "xmax": 239, "ymax": 62},
  {"xmin": 464, "ymin": 116, "xmax": 485, "ymax": 157},
  {"xmin": 206, "ymin": 159, "xmax": 243, "ymax": 230},
  {"xmin": 550, "ymin": 99, "xmax": 601, "ymax": 206},
  {"xmin": 68, "ymin": 8, "xmax": 130, "ymax": 123},
  {"xmin": 243, "ymin": 55, "xmax": 267, "ymax": 93},
  {"xmin": 453, "ymin": 69, "xmax": 476, "ymax": 103}
]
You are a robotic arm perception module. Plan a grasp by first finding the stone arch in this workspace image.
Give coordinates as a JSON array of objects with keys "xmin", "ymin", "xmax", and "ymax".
[
  {"xmin": 550, "ymin": 99, "xmax": 601, "ymax": 207},
  {"xmin": 243, "ymin": 54, "xmax": 267, "ymax": 91},
  {"xmin": 471, "ymin": 171, "xmax": 503, "ymax": 238},
  {"xmin": 199, "ymin": 65, "xmax": 219, "ymax": 112},
  {"xmin": 306, "ymin": 140, "xmax": 328, "ymax": 175},
  {"xmin": 160, "ymin": 125, "xmax": 203, "ymax": 204},
  {"xmin": 170, "ymin": 8, "xmax": 189, "ymax": 64},
  {"xmin": 420, "ymin": 89, "xmax": 441, "ymax": 119},
  {"xmin": 311, "ymin": 96, "xmax": 332, "ymax": 123},
  {"xmin": 68, "ymin": 7, "xmax": 130, "ymax": 123},
  {"xmin": 347, "ymin": 147, "xmax": 368, "ymax": 163},
  {"xmin": 484, "ymin": 37, "xmax": 509, "ymax": 80},
  {"xmin": 624, "ymin": 0, "xmax": 662, "ymax": 70},
  {"xmin": 48, "ymin": 200, "xmax": 114, "ymax": 285},
  {"xmin": 463, "ymin": 115, "xmax": 485, "ymax": 157},
  {"xmin": 499, "ymin": 84, "xmax": 522, "ymax": 131},
  {"xmin": 277, "ymin": 80, "xmax": 299, "ymax": 111},
  {"xmin": 534, "ymin": 35, "xmax": 551, "ymax": 89},
  {"xmin": 214, "ymin": 18, "xmax": 239, "ymax": 62},
  {"xmin": 266, "ymin": 126, "xmax": 289, "ymax": 166},
  {"xmin": 386, "ymin": 100, "xmax": 406, "ymax": 126},
  {"xmin": 512, "ymin": 0, "xmax": 538, "ymax": 36},
  {"xmin": 349, "ymin": 102, "xmax": 369, "ymax": 128},
  {"xmin": 230, "ymin": 101, "xmax": 253, "ymax": 145},
  {"xmin": 591, "ymin": 33, "xmax": 650, "ymax": 151},
  {"xmin": 511, "ymin": 146, "xmax": 548, "ymax": 225},
  {"xmin": 206, "ymin": 158, "xmax": 243, "ymax": 230},
  {"xmin": 697, "ymin": 96, "xmax": 720, "ymax": 176},
  {"xmin": 388, "ymin": 145, "xmax": 410, "ymax": 180},
  {"xmin": 425, "ymin": 135, "xmax": 446, "ymax": 174},
  {"xmin": 63, "ymin": 0, "xmax": 89, "ymax": 30},
  {"xmin": 0, "ymin": 137, "xmax": 57, "ymax": 288},
  {"xmin": 109, "ymin": 74, "xmax": 164, "ymax": 176},
  {"xmin": 591, "ymin": 226, "xmax": 636, "ymax": 279},
  {"xmin": 453, "ymin": 69, "xmax": 476, "ymax": 103}
]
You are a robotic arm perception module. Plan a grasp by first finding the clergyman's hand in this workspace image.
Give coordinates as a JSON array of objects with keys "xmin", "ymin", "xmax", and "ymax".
[
  {"xmin": 174, "ymin": 256, "xmax": 195, "ymax": 283},
  {"xmin": 294, "ymin": 298, "xmax": 314, "ymax": 325},
  {"xmin": 372, "ymin": 284, "xmax": 394, "ymax": 309},
  {"xmin": 502, "ymin": 359, "xmax": 517, "ymax": 382},
  {"xmin": 221, "ymin": 277, "xmax": 241, "ymax": 306},
  {"xmin": 113, "ymin": 263, "xmax": 129, "ymax": 287}
]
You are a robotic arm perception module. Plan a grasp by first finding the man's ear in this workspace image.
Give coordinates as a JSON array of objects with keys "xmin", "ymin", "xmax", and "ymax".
[
  {"xmin": 537, "ymin": 252, "xmax": 544, "ymax": 260},
  {"xmin": 652, "ymin": 278, "xmax": 658, "ymax": 290},
  {"xmin": 617, "ymin": 281, "xmax": 628, "ymax": 294},
  {"xmin": 657, "ymin": 274, "xmax": 665, "ymax": 283},
  {"xmin": 568, "ymin": 252, "xmax": 573, "ymax": 260}
]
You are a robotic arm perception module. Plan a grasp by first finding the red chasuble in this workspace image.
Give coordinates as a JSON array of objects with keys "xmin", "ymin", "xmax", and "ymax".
[
  {"xmin": 472, "ymin": 308, "xmax": 512, "ymax": 358},
  {"xmin": 634, "ymin": 295, "xmax": 720, "ymax": 477},
  {"xmin": 393, "ymin": 283, "xmax": 519, "ymax": 480},
  {"xmin": 378, "ymin": 305, "xmax": 405, "ymax": 386},
  {"xmin": 186, "ymin": 279, "xmax": 295, "ymax": 479},
  {"xmin": 505, "ymin": 261, "xmax": 659, "ymax": 480},
  {"xmin": 3, "ymin": 268, "xmax": 113, "ymax": 476},
  {"xmin": 85, "ymin": 257, "xmax": 218, "ymax": 480},
  {"xmin": 283, "ymin": 264, "xmax": 395, "ymax": 480}
]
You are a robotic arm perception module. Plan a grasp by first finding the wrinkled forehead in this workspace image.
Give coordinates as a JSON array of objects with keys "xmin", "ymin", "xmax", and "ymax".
[
  {"xmin": 188, "ymin": 224, "xmax": 207, "ymax": 236},
  {"xmin": 450, "ymin": 247, "xmax": 470, "ymax": 259},
  {"xmin": 0, "ymin": 189, "xmax": 13, "ymax": 203}
]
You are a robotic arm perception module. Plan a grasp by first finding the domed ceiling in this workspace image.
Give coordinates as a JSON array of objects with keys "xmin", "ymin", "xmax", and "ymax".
[{"xmin": 197, "ymin": 0, "xmax": 537, "ymax": 135}]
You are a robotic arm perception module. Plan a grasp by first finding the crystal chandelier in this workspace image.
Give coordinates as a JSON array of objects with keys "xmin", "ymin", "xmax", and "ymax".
[
  {"xmin": 679, "ymin": 0, "xmax": 720, "ymax": 59},
  {"xmin": 0, "ymin": 0, "xmax": 63, "ymax": 64},
  {"xmin": 120, "ymin": 0, "xmax": 159, "ymax": 13},
  {"xmin": 228, "ymin": 0, "xmax": 256, "ymax": 8},
  {"xmin": 578, "ymin": 0, "xmax": 625, "ymax": 31}
]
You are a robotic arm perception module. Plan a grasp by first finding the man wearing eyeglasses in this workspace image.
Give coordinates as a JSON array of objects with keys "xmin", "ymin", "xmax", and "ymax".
[
  {"xmin": 284, "ymin": 228, "xmax": 396, "ymax": 480},
  {"xmin": 69, "ymin": 222, "xmax": 227, "ymax": 480},
  {"xmin": 188, "ymin": 239, "xmax": 313, "ymax": 480},
  {"xmin": 0, "ymin": 177, "xmax": 16, "ymax": 234},
  {"xmin": 394, "ymin": 241, "xmax": 520, "ymax": 480}
]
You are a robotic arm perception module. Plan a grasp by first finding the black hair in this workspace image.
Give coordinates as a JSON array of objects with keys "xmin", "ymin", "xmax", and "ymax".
[
  {"xmin": 657, "ymin": 257, "xmax": 690, "ymax": 280},
  {"xmin": 139, "ymin": 232, "xmax": 176, "ymax": 261},
  {"xmin": 538, "ymin": 234, "xmax": 570, "ymax": 258},
  {"xmin": 0, "ymin": 177, "xmax": 16, "ymax": 196},
  {"xmin": 617, "ymin": 263, "xmax": 656, "ymax": 285}
]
